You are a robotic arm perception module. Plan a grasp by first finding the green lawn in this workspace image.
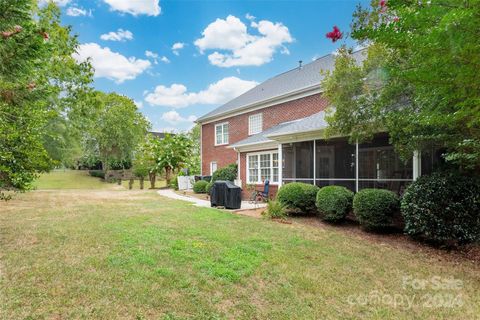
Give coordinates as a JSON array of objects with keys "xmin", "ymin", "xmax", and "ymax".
[
  {"xmin": 1, "ymin": 172, "xmax": 479, "ymax": 319},
  {"xmin": 32, "ymin": 169, "xmax": 110, "ymax": 190}
]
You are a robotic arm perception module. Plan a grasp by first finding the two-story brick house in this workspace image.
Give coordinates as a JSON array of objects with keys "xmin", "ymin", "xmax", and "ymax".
[{"xmin": 197, "ymin": 50, "xmax": 441, "ymax": 199}]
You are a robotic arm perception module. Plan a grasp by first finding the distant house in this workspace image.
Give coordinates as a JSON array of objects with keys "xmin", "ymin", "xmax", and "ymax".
[
  {"xmin": 149, "ymin": 131, "xmax": 175, "ymax": 140},
  {"xmin": 197, "ymin": 50, "xmax": 442, "ymax": 198}
]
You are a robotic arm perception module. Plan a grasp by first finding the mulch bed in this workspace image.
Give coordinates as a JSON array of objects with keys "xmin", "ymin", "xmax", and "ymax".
[{"xmin": 234, "ymin": 208, "xmax": 480, "ymax": 264}]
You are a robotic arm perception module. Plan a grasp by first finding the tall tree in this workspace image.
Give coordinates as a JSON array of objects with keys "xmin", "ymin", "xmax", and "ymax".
[
  {"xmin": 187, "ymin": 124, "xmax": 201, "ymax": 175},
  {"xmin": 155, "ymin": 134, "xmax": 193, "ymax": 185},
  {"xmin": 0, "ymin": 0, "xmax": 94, "ymax": 199},
  {"xmin": 324, "ymin": 0, "xmax": 480, "ymax": 171},
  {"xmin": 87, "ymin": 92, "xmax": 150, "ymax": 171}
]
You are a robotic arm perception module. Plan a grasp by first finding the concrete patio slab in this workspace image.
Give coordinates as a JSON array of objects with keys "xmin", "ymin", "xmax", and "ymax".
[{"xmin": 156, "ymin": 189, "xmax": 266, "ymax": 211}]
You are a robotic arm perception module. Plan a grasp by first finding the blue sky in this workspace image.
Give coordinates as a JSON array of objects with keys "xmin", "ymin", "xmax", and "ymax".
[{"xmin": 53, "ymin": 0, "xmax": 369, "ymax": 132}]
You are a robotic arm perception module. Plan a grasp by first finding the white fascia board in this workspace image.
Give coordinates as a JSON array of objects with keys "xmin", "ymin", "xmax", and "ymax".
[{"xmin": 231, "ymin": 141, "xmax": 279, "ymax": 153}]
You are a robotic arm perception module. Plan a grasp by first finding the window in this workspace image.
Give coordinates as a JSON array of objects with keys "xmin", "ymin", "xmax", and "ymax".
[
  {"xmin": 210, "ymin": 161, "xmax": 217, "ymax": 175},
  {"xmin": 215, "ymin": 122, "xmax": 229, "ymax": 145},
  {"xmin": 247, "ymin": 151, "xmax": 279, "ymax": 184},
  {"xmin": 248, "ymin": 113, "xmax": 263, "ymax": 135}
]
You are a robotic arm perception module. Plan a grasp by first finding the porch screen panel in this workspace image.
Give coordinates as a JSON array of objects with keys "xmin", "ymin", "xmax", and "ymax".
[
  {"xmin": 421, "ymin": 147, "xmax": 445, "ymax": 176},
  {"xmin": 358, "ymin": 133, "xmax": 413, "ymax": 194},
  {"xmin": 315, "ymin": 138, "xmax": 355, "ymax": 179},
  {"xmin": 314, "ymin": 138, "xmax": 356, "ymax": 191},
  {"xmin": 282, "ymin": 141, "xmax": 314, "ymax": 182}
]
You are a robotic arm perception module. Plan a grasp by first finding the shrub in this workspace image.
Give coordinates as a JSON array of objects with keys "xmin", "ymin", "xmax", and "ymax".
[
  {"xmin": 401, "ymin": 171, "xmax": 480, "ymax": 245},
  {"xmin": 277, "ymin": 182, "xmax": 319, "ymax": 214},
  {"xmin": 316, "ymin": 186, "xmax": 354, "ymax": 223},
  {"xmin": 262, "ymin": 200, "xmax": 288, "ymax": 219},
  {"xmin": 205, "ymin": 181, "xmax": 214, "ymax": 195},
  {"xmin": 169, "ymin": 175, "xmax": 179, "ymax": 190},
  {"xmin": 353, "ymin": 189, "xmax": 399, "ymax": 231},
  {"xmin": 193, "ymin": 180, "xmax": 208, "ymax": 193},
  {"xmin": 89, "ymin": 170, "xmax": 105, "ymax": 179},
  {"xmin": 211, "ymin": 164, "xmax": 237, "ymax": 182}
]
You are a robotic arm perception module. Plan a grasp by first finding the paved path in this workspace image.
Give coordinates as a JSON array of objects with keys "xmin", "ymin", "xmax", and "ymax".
[{"xmin": 156, "ymin": 189, "xmax": 266, "ymax": 211}]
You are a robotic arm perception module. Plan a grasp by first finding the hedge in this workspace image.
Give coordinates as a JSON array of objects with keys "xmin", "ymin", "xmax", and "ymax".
[
  {"xmin": 88, "ymin": 170, "xmax": 105, "ymax": 179},
  {"xmin": 316, "ymin": 186, "xmax": 354, "ymax": 223},
  {"xmin": 211, "ymin": 164, "xmax": 237, "ymax": 182},
  {"xmin": 353, "ymin": 188, "xmax": 399, "ymax": 231},
  {"xmin": 205, "ymin": 181, "xmax": 214, "ymax": 195},
  {"xmin": 401, "ymin": 171, "xmax": 480, "ymax": 244},
  {"xmin": 193, "ymin": 180, "xmax": 208, "ymax": 193},
  {"xmin": 276, "ymin": 182, "xmax": 319, "ymax": 214}
]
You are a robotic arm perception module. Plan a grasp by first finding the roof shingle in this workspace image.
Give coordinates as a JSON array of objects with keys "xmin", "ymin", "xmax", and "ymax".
[{"xmin": 197, "ymin": 50, "xmax": 366, "ymax": 122}]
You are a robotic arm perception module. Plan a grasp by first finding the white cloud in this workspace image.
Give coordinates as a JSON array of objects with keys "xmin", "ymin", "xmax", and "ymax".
[
  {"xmin": 171, "ymin": 42, "xmax": 185, "ymax": 56},
  {"xmin": 145, "ymin": 50, "xmax": 158, "ymax": 59},
  {"xmin": 162, "ymin": 111, "xmax": 197, "ymax": 125},
  {"xmin": 194, "ymin": 15, "xmax": 293, "ymax": 67},
  {"xmin": 100, "ymin": 29, "xmax": 133, "ymax": 42},
  {"xmin": 73, "ymin": 43, "xmax": 151, "ymax": 83},
  {"xmin": 66, "ymin": 6, "xmax": 92, "ymax": 17},
  {"xmin": 145, "ymin": 50, "xmax": 170, "ymax": 64},
  {"xmin": 103, "ymin": 0, "xmax": 161, "ymax": 16},
  {"xmin": 39, "ymin": 0, "xmax": 71, "ymax": 7},
  {"xmin": 245, "ymin": 13, "xmax": 255, "ymax": 21},
  {"xmin": 145, "ymin": 76, "xmax": 258, "ymax": 108}
]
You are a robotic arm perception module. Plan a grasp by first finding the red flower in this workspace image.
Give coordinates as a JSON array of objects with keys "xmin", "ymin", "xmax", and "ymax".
[
  {"xmin": 393, "ymin": 16, "xmax": 400, "ymax": 22},
  {"xmin": 326, "ymin": 26, "xmax": 343, "ymax": 43},
  {"xmin": 41, "ymin": 32, "xmax": 49, "ymax": 40},
  {"xmin": 1, "ymin": 25, "xmax": 22, "ymax": 39},
  {"xmin": 379, "ymin": 0, "xmax": 388, "ymax": 13}
]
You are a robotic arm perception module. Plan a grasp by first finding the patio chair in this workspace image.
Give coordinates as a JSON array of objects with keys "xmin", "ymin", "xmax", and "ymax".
[{"xmin": 249, "ymin": 179, "xmax": 270, "ymax": 204}]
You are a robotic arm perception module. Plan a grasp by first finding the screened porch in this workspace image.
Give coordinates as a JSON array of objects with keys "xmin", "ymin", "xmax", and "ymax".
[{"xmin": 280, "ymin": 133, "xmax": 422, "ymax": 194}]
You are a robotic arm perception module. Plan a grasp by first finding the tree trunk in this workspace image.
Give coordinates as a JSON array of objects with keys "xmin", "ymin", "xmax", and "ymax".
[
  {"xmin": 128, "ymin": 178, "xmax": 134, "ymax": 190},
  {"xmin": 139, "ymin": 177, "xmax": 144, "ymax": 190},
  {"xmin": 149, "ymin": 172, "xmax": 156, "ymax": 189},
  {"xmin": 165, "ymin": 167, "xmax": 172, "ymax": 185}
]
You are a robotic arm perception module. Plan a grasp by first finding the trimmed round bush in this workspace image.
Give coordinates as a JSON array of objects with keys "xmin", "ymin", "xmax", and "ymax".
[
  {"xmin": 193, "ymin": 180, "xmax": 208, "ymax": 193},
  {"xmin": 276, "ymin": 182, "xmax": 319, "ymax": 214},
  {"xmin": 353, "ymin": 188, "xmax": 399, "ymax": 231},
  {"xmin": 316, "ymin": 186, "xmax": 354, "ymax": 222},
  {"xmin": 401, "ymin": 171, "xmax": 480, "ymax": 245},
  {"xmin": 205, "ymin": 181, "xmax": 214, "ymax": 195}
]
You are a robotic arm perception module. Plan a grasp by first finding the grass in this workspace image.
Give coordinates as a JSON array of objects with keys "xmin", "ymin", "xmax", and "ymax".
[
  {"xmin": 32, "ymin": 169, "xmax": 110, "ymax": 190},
  {"xmin": 1, "ymin": 171, "xmax": 479, "ymax": 319},
  {"xmin": 121, "ymin": 178, "xmax": 166, "ymax": 190}
]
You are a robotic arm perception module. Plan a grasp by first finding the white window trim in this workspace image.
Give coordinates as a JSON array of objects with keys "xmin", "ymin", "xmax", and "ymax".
[
  {"xmin": 214, "ymin": 122, "xmax": 229, "ymax": 146},
  {"xmin": 246, "ymin": 150, "xmax": 279, "ymax": 185},
  {"xmin": 248, "ymin": 113, "xmax": 263, "ymax": 136},
  {"xmin": 210, "ymin": 161, "xmax": 217, "ymax": 175}
]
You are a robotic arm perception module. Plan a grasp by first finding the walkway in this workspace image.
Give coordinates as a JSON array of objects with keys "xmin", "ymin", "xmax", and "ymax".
[{"xmin": 156, "ymin": 189, "xmax": 266, "ymax": 211}]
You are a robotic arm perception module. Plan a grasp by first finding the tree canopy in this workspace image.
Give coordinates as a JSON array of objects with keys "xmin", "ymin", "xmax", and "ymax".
[
  {"xmin": 0, "ymin": 0, "xmax": 94, "ymax": 199},
  {"xmin": 85, "ymin": 92, "xmax": 150, "ymax": 171},
  {"xmin": 323, "ymin": 0, "xmax": 480, "ymax": 171}
]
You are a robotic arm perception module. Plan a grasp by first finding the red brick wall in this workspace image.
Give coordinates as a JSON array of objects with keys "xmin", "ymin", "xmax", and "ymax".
[{"xmin": 201, "ymin": 93, "xmax": 329, "ymax": 198}]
